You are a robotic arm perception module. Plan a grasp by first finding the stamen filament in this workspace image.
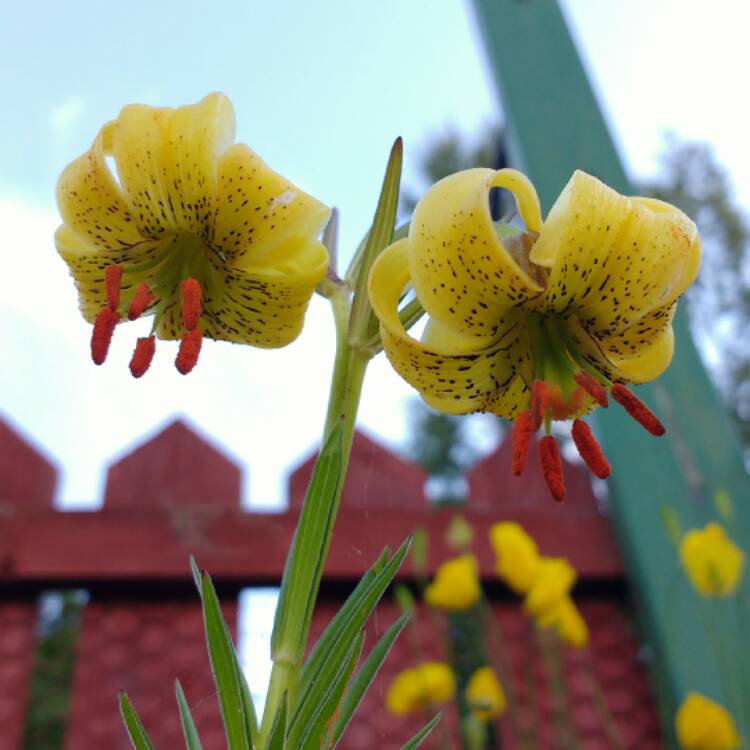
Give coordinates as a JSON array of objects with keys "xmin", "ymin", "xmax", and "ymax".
[
  {"xmin": 531, "ymin": 380, "xmax": 548, "ymax": 430},
  {"xmin": 574, "ymin": 371, "xmax": 609, "ymax": 408},
  {"xmin": 611, "ymin": 384, "xmax": 665, "ymax": 436},
  {"xmin": 176, "ymin": 329, "xmax": 203, "ymax": 374},
  {"xmin": 128, "ymin": 283, "xmax": 157, "ymax": 320},
  {"xmin": 91, "ymin": 309, "xmax": 120, "ymax": 365},
  {"xmin": 105, "ymin": 265, "xmax": 123, "ymax": 312},
  {"xmin": 511, "ymin": 410, "xmax": 534, "ymax": 476},
  {"xmin": 539, "ymin": 435, "xmax": 565, "ymax": 503},
  {"xmin": 180, "ymin": 278, "xmax": 202, "ymax": 331},
  {"xmin": 129, "ymin": 336, "xmax": 156, "ymax": 378},
  {"xmin": 571, "ymin": 420, "xmax": 611, "ymax": 479}
]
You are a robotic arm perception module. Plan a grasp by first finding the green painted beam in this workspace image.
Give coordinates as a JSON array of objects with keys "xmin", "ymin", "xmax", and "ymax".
[{"xmin": 472, "ymin": 0, "xmax": 750, "ymax": 739}]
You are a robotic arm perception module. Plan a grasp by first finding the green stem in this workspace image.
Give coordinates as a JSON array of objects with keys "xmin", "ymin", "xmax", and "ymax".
[
  {"xmin": 258, "ymin": 285, "xmax": 370, "ymax": 744},
  {"xmin": 536, "ymin": 626, "xmax": 582, "ymax": 750},
  {"xmin": 581, "ymin": 653, "xmax": 627, "ymax": 750}
]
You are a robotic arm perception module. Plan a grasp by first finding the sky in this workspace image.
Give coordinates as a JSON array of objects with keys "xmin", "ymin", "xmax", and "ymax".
[
  {"xmin": 3, "ymin": 0, "xmax": 750, "ymax": 708},
  {"xmin": 3, "ymin": 0, "xmax": 749, "ymax": 511}
]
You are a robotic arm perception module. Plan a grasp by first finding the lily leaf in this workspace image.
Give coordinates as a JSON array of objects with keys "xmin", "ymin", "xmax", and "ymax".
[
  {"xmin": 175, "ymin": 680, "xmax": 204, "ymax": 750},
  {"xmin": 119, "ymin": 691, "xmax": 156, "ymax": 750},
  {"xmin": 399, "ymin": 714, "xmax": 442, "ymax": 750},
  {"xmin": 325, "ymin": 612, "xmax": 410, "ymax": 747}
]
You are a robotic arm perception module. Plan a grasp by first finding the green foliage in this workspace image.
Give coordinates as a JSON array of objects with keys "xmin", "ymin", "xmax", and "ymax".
[{"xmin": 21, "ymin": 591, "xmax": 85, "ymax": 750}]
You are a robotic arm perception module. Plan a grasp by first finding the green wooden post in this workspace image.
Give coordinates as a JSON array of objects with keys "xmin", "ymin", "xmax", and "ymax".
[{"xmin": 472, "ymin": 0, "xmax": 750, "ymax": 740}]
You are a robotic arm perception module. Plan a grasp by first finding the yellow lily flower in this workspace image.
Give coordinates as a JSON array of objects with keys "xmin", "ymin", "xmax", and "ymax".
[
  {"xmin": 537, "ymin": 595, "xmax": 589, "ymax": 648},
  {"xmin": 465, "ymin": 666, "xmax": 506, "ymax": 722},
  {"xmin": 368, "ymin": 168, "xmax": 700, "ymax": 501},
  {"xmin": 524, "ymin": 557, "xmax": 576, "ymax": 619},
  {"xmin": 56, "ymin": 93, "xmax": 330, "ymax": 376},
  {"xmin": 680, "ymin": 522, "xmax": 745, "ymax": 597},
  {"xmin": 489, "ymin": 521, "xmax": 541, "ymax": 594},
  {"xmin": 424, "ymin": 554, "xmax": 481, "ymax": 611},
  {"xmin": 385, "ymin": 662, "xmax": 456, "ymax": 716},
  {"xmin": 675, "ymin": 693, "xmax": 741, "ymax": 750}
]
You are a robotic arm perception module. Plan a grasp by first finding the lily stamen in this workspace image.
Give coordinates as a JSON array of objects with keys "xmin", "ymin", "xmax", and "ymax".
[
  {"xmin": 105, "ymin": 265, "xmax": 123, "ymax": 312},
  {"xmin": 128, "ymin": 283, "xmax": 157, "ymax": 321},
  {"xmin": 571, "ymin": 419, "xmax": 611, "ymax": 479},
  {"xmin": 176, "ymin": 328, "xmax": 203, "ymax": 375},
  {"xmin": 91, "ymin": 309, "xmax": 119, "ymax": 365},
  {"xmin": 611, "ymin": 384, "xmax": 666, "ymax": 436},
  {"xmin": 531, "ymin": 380, "xmax": 548, "ymax": 430},
  {"xmin": 129, "ymin": 336, "xmax": 156, "ymax": 378},
  {"xmin": 180, "ymin": 278, "xmax": 202, "ymax": 331},
  {"xmin": 539, "ymin": 435, "xmax": 565, "ymax": 503},
  {"xmin": 511, "ymin": 410, "xmax": 534, "ymax": 476},
  {"xmin": 573, "ymin": 371, "xmax": 609, "ymax": 408}
]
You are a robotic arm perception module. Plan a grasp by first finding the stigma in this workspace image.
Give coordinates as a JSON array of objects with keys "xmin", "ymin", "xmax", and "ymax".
[{"xmin": 89, "ymin": 264, "xmax": 204, "ymax": 378}]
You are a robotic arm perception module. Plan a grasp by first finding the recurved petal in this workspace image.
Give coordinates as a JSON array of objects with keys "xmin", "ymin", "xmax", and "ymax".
[
  {"xmin": 409, "ymin": 168, "xmax": 543, "ymax": 341},
  {"xmin": 55, "ymin": 224, "xmax": 169, "ymax": 322},
  {"xmin": 566, "ymin": 304, "xmax": 676, "ymax": 385},
  {"xmin": 156, "ymin": 238, "xmax": 328, "ymax": 346},
  {"xmin": 163, "ymin": 93, "xmax": 235, "ymax": 235},
  {"xmin": 56, "ymin": 125, "xmax": 144, "ymax": 251},
  {"xmin": 369, "ymin": 238, "xmax": 526, "ymax": 416},
  {"xmin": 532, "ymin": 171, "xmax": 700, "ymax": 338},
  {"xmin": 212, "ymin": 143, "xmax": 331, "ymax": 265}
]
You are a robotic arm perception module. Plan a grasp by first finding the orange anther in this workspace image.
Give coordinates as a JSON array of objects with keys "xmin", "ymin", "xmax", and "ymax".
[
  {"xmin": 175, "ymin": 328, "xmax": 202, "ymax": 375},
  {"xmin": 539, "ymin": 436, "xmax": 565, "ymax": 503},
  {"xmin": 511, "ymin": 410, "xmax": 534, "ymax": 476},
  {"xmin": 105, "ymin": 265, "xmax": 123, "ymax": 312},
  {"xmin": 128, "ymin": 283, "xmax": 156, "ymax": 320},
  {"xmin": 574, "ymin": 371, "xmax": 609, "ymax": 408},
  {"xmin": 180, "ymin": 278, "xmax": 202, "ymax": 331},
  {"xmin": 611, "ymin": 384, "xmax": 665, "ymax": 436},
  {"xmin": 91, "ymin": 309, "xmax": 120, "ymax": 365},
  {"xmin": 571, "ymin": 419, "xmax": 611, "ymax": 479},
  {"xmin": 129, "ymin": 336, "xmax": 156, "ymax": 378}
]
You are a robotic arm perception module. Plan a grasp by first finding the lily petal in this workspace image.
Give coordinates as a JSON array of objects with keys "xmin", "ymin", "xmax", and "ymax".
[
  {"xmin": 163, "ymin": 93, "xmax": 235, "ymax": 236},
  {"xmin": 409, "ymin": 168, "xmax": 544, "ymax": 341},
  {"xmin": 369, "ymin": 238, "xmax": 525, "ymax": 415},
  {"xmin": 212, "ymin": 143, "xmax": 331, "ymax": 265},
  {"xmin": 532, "ymin": 171, "xmax": 700, "ymax": 337},
  {"xmin": 156, "ymin": 239, "xmax": 329, "ymax": 347},
  {"xmin": 55, "ymin": 224, "xmax": 169, "ymax": 322},
  {"xmin": 56, "ymin": 126, "xmax": 143, "ymax": 251}
]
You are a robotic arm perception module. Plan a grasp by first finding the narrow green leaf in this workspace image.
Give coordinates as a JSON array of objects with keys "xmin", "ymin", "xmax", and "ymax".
[
  {"xmin": 192, "ymin": 560, "xmax": 259, "ymax": 746},
  {"xmin": 271, "ymin": 423, "xmax": 344, "ymax": 661},
  {"xmin": 119, "ymin": 691, "xmax": 156, "ymax": 750},
  {"xmin": 298, "ymin": 537, "xmax": 411, "ymax": 701},
  {"xmin": 399, "ymin": 714, "xmax": 442, "ymax": 750},
  {"xmin": 262, "ymin": 693, "xmax": 287, "ymax": 750},
  {"xmin": 201, "ymin": 573, "xmax": 250, "ymax": 750},
  {"xmin": 348, "ymin": 137, "xmax": 403, "ymax": 346},
  {"xmin": 290, "ymin": 633, "xmax": 363, "ymax": 750},
  {"xmin": 175, "ymin": 680, "xmax": 204, "ymax": 750},
  {"xmin": 189, "ymin": 556, "xmax": 202, "ymax": 593},
  {"xmin": 327, "ymin": 612, "xmax": 410, "ymax": 747}
]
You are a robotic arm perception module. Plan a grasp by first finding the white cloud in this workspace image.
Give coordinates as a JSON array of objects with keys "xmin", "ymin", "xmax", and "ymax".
[{"xmin": 50, "ymin": 97, "xmax": 85, "ymax": 143}]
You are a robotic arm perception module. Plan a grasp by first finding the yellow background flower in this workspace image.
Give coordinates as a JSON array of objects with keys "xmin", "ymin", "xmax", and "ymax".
[
  {"xmin": 537, "ymin": 596, "xmax": 589, "ymax": 648},
  {"xmin": 466, "ymin": 666, "xmax": 506, "ymax": 722},
  {"xmin": 489, "ymin": 522, "xmax": 541, "ymax": 594},
  {"xmin": 424, "ymin": 554, "xmax": 481, "ymax": 611},
  {"xmin": 675, "ymin": 693, "xmax": 741, "ymax": 750},
  {"xmin": 524, "ymin": 558, "xmax": 576, "ymax": 619},
  {"xmin": 680, "ymin": 522, "xmax": 745, "ymax": 597},
  {"xmin": 385, "ymin": 662, "xmax": 456, "ymax": 716}
]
